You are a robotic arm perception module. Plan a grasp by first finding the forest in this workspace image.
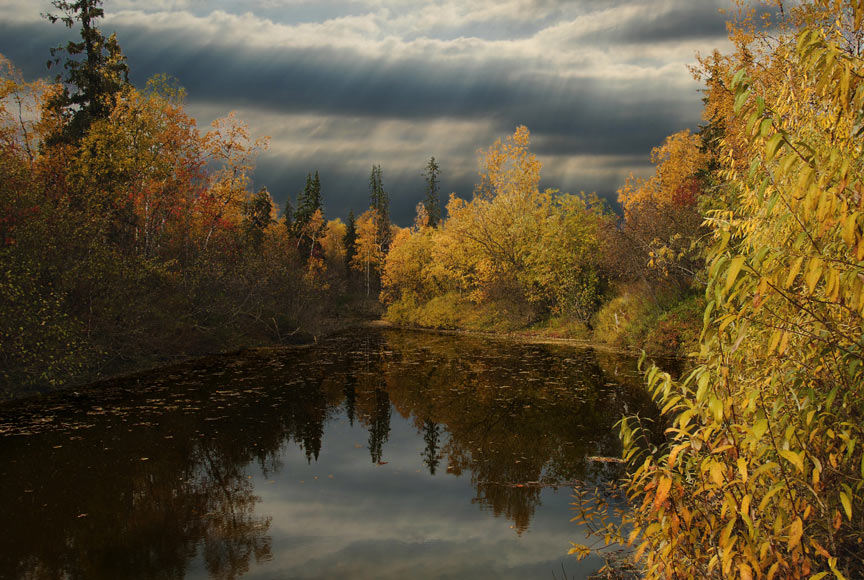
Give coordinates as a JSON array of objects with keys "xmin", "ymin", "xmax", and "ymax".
[{"xmin": 1, "ymin": 0, "xmax": 863, "ymax": 577}]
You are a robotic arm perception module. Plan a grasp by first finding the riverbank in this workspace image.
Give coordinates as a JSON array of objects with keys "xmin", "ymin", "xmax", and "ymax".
[
  {"xmin": 1, "ymin": 304, "xmax": 383, "ymax": 403},
  {"xmin": 381, "ymin": 285, "xmax": 704, "ymax": 363}
]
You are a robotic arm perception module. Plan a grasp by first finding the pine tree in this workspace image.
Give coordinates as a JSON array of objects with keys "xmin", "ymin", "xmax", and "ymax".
[
  {"xmin": 293, "ymin": 171, "xmax": 325, "ymax": 259},
  {"xmin": 422, "ymin": 156, "xmax": 441, "ymax": 228},
  {"xmin": 294, "ymin": 172, "xmax": 323, "ymax": 230},
  {"xmin": 343, "ymin": 209, "xmax": 357, "ymax": 276},
  {"xmin": 368, "ymin": 164, "xmax": 391, "ymax": 254},
  {"xmin": 43, "ymin": 0, "xmax": 129, "ymax": 144}
]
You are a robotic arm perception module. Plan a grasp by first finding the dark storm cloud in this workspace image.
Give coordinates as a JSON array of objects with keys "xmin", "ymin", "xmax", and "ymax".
[
  {"xmin": 593, "ymin": 3, "xmax": 730, "ymax": 44},
  {"xmin": 583, "ymin": 2, "xmax": 783, "ymax": 45},
  {"xmin": 109, "ymin": 26, "xmax": 700, "ymax": 157}
]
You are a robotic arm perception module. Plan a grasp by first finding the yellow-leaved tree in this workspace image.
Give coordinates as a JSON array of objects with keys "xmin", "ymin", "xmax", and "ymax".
[{"xmin": 577, "ymin": 2, "xmax": 864, "ymax": 578}]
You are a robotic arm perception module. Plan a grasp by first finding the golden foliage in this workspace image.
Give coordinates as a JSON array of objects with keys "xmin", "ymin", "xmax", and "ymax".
[
  {"xmin": 595, "ymin": 2, "xmax": 864, "ymax": 579},
  {"xmin": 381, "ymin": 127, "xmax": 605, "ymax": 324}
]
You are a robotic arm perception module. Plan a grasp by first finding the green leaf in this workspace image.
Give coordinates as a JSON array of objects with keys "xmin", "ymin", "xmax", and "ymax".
[
  {"xmin": 840, "ymin": 490, "xmax": 853, "ymax": 520},
  {"xmin": 731, "ymin": 68, "xmax": 747, "ymax": 89},
  {"xmin": 734, "ymin": 88, "xmax": 752, "ymax": 114},
  {"xmin": 759, "ymin": 118, "xmax": 773, "ymax": 138},
  {"xmin": 766, "ymin": 133, "xmax": 785, "ymax": 161}
]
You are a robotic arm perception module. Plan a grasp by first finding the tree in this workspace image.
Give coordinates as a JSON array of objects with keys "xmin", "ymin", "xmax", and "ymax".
[
  {"xmin": 69, "ymin": 79, "xmax": 205, "ymax": 256},
  {"xmin": 352, "ymin": 209, "xmax": 384, "ymax": 297},
  {"xmin": 380, "ymin": 126, "xmax": 605, "ymax": 324},
  {"xmin": 444, "ymin": 126, "xmax": 547, "ymax": 303},
  {"xmin": 368, "ymin": 164, "xmax": 391, "ymax": 255},
  {"xmin": 615, "ymin": 130, "xmax": 708, "ymax": 286},
  {"xmin": 198, "ymin": 112, "xmax": 267, "ymax": 252},
  {"xmin": 343, "ymin": 209, "xmax": 357, "ymax": 276},
  {"xmin": 43, "ymin": 0, "xmax": 129, "ymax": 144},
  {"xmin": 242, "ymin": 187, "xmax": 275, "ymax": 249},
  {"xmin": 581, "ymin": 2, "xmax": 864, "ymax": 578},
  {"xmin": 293, "ymin": 171, "xmax": 325, "ymax": 259},
  {"xmin": 422, "ymin": 156, "xmax": 441, "ymax": 228},
  {"xmin": 320, "ymin": 217, "xmax": 346, "ymax": 271}
]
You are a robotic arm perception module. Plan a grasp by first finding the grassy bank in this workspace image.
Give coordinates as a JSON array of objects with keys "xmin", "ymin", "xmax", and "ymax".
[{"xmin": 383, "ymin": 283, "xmax": 703, "ymax": 361}]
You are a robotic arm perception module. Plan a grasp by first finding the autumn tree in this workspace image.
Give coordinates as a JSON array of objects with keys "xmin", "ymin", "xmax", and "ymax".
[
  {"xmin": 69, "ymin": 78, "xmax": 205, "ymax": 255},
  {"xmin": 614, "ymin": 129, "xmax": 708, "ymax": 287},
  {"xmin": 381, "ymin": 127, "xmax": 605, "ymax": 326},
  {"xmin": 43, "ymin": 0, "xmax": 129, "ymax": 144},
  {"xmin": 578, "ymin": 2, "xmax": 864, "ymax": 578},
  {"xmin": 352, "ymin": 209, "xmax": 385, "ymax": 297},
  {"xmin": 198, "ymin": 112, "xmax": 268, "ymax": 251},
  {"xmin": 381, "ymin": 221, "xmax": 439, "ymax": 308}
]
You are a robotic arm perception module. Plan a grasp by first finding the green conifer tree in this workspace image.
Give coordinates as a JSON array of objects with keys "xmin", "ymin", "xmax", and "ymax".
[
  {"xmin": 343, "ymin": 209, "xmax": 357, "ymax": 276},
  {"xmin": 43, "ymin": 0, "xmax": 129, "ymax": 144},
  {"xmin": 368, "ymin": 164, "xmax": 391, "ymax": 254},
  {"xmin": 422, "ymin": 156, "xmax": 441, "ymax": 228},
  {"xmin": 293, "ymin": 171, "xmax": 325, "ymax": 259}
]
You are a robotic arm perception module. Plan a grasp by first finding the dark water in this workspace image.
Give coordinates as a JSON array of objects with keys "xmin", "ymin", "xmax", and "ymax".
[{"xmin": 0, "ymin": 329, "xmax": 654, "ymax": 580}]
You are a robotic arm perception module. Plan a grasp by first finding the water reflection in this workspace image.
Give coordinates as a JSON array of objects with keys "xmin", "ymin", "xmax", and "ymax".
[{"xmin": 0, "ymin": 330, "xmax": 655, "ymax": 579}]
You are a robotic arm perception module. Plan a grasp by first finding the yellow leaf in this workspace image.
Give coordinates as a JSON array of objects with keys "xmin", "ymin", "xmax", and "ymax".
[
  {"xmin": 805, "ymin": 257, "xmax": 823, "ymax": 294},
  {"xmin": 766, "ymin": 133, "xmax": 784, "ymax": 160},
  {"xmin": 784, "ymin": 256, "xmax": 804, "ymax": 288},
  {"xmin": 737, "ymin": 458, "xmax": 749, "ymax": 484},
  {"xmin": 726, "ymin": 255, "xmax": 746, "ymax": 292},
  {"xmin": 778, "ymin": 331, "xmax": 791, "ymax": 356},
  {"xmin": 710, "ymin": 461, "xmax": 725, "ymax": 486},
  {"xmin": 788, "ymin": 517, "xmax": 803, "ymax": 549},
  {"xmin": 740, "ymin": 494, "xmax": 751, "ymax": 517},
  {"xmin": 843, "ymin": 213, "xmax": 857, "ymax": 247},
  {"xmin": 780, "ymin": 449, "xmax": 805, "ymax": 472},
  {"xmin": 840, "ymin": 490, "xmax": 853, "ymax": 520},
  {"xmin": 739, "ymin": 563, "xmax": 753, "ymax": 580}
]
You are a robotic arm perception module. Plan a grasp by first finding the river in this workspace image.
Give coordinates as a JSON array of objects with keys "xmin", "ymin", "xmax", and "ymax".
[{"xmin": 0, "ymin": 329, "xmax": 655, "ymax": 579}]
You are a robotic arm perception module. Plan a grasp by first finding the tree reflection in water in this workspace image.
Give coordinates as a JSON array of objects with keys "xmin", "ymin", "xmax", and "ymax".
[{"xmin": 0, "ymin": 329, "xmax": 656, "ymax": 579}]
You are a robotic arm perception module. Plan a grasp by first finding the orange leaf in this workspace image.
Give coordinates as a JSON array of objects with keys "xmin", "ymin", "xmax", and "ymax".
[{"xmin": 653, "ymin": 477, "xmax": 672, "ymax": 509}]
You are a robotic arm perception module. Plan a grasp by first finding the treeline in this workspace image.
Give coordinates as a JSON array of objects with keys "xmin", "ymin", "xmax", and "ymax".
[
  {"xmin": 0, "ymin": 1, "xmax": 379, "ymax": 396},
  {"xmin": 377, "ymin": 125, "xmax": 706, "ymax": 355}
]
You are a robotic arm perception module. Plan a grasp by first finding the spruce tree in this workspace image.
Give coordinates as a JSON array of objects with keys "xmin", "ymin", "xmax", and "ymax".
[
  {"xmin": 43, "ymin": 0, "xmax": 129, "ymax": 144},
  {"xmin": 293, "ymin": 172, "xmax": 314, "ymax": 232},
  {"xmin": 368, "ymin": 164, "xmax": 391, "ymax": 254},
  {"xmin": 343, "ymin": 209, "xmax": 357, "ymax": 276},
  {"xmin": 422, "ymin": 156, "xmax": 441, "ymax": 228},
  {"xmin": 293, "ymin": 171, "xmax": 325, "ymax": 259}
]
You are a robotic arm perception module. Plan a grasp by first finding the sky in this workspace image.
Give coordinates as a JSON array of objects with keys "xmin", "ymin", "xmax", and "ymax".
[{"xmin": 0, "ymin": 0, "xmax": 738, "ymax": 225}]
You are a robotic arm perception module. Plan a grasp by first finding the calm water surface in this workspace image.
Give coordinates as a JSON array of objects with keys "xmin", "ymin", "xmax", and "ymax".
[{"xmin": 0, "ymin": 329, "xmax": 655, "ymax": 579}]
